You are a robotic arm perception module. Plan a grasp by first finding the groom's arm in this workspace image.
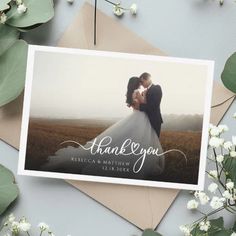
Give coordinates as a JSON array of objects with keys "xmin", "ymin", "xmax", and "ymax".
[{"xmin": 140, "ymin": 86, "xmax": 162, "ymax": 112}]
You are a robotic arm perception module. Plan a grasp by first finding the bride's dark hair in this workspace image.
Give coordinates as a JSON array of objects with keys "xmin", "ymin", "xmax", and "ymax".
[{"xmin": 126, "ymin": 77, "xmax": 140, "ymax": 107}]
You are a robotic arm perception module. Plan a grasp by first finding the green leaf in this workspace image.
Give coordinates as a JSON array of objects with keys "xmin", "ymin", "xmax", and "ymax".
[
  {"xmin": 208, "ymin": 217, "xmax": 225, "ymax": 235},
  {"xmin": 6, "ymin": 0, "xmax": 54, "ymax": 28},
  {"xmin": 211, "ymin": 230, "xmax": 233, "ymax": 236},
  {"xmin": 0, "ymin": 39, "xmax": 28, "ymax": 107},
  {"xmin": 221, "ymin": 52, "xmax": 236, "ymax": 93},
  {"xmin": 0, "ymin": 24, "xmax": 20, "ymax": 55},
  {"xmin": 142, "ymin": 229, "xmax": 162, "ymax": 236},
  {"xmin": 15, "ymin": 23, "xmax": 42, "ymax": 32},
  {"xmin": 0, "ymin": 164, "xmax": 19, "ymax": 215},
  {"xmin": 232, "ymin": 220, "xmax": 236, "ymax": 232},
  {"xmin": 0, "ymin": 0, "xmax": 11, "ymax": 11},
  {"xmin": 191, "ymin": 218, "xmax": 233, "ymax": 236},
  {"xmin": 223, "ymin": 155, "xmax": 236, "ymax": 184}
]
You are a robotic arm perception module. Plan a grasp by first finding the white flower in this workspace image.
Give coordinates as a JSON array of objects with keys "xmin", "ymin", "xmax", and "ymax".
[
  {"xmin": 19, "ymin": 222, "xmax": 31, "ymax": 232},
  {"xmin": 67, "ymin": 0, "xmax": 74, "ymax": 3},
  {"xmin": 209, "ymin": 126, "xmax": 221, "ymax": 136},
  {"xmin": 11, "ymin": 221, "xmax": 20, "ymax": 234},
  {"xmin": 226, "ymin": 181, "xmax": 234, "ymax": 190},
  {"xmin": 16, "ymin": 0, "xmax": 23, "ymax": 4},
  {"xmin": 194, "ymin": 191, "xmax": 210, "ymax": 205},
  {"xmin": 210, "ymin": 196, "xmax": 225, "ymax": 209},
  {"xmin": 230, "ymin": 151, "xmax": 236, "ymax": 158},
  {"xmin": 130, "ymin": 3, "xmax": 137, "ymax": 15},
  {"xmin": 199, "ymin": 220, "xmax": 210, "ymax": 232},
  {"xmin": 8, "ymin": 214, "xmax": 15, "ymax": 223},
  {"xmin": 17, "ymin": 3, "xmax": 27, "ymax": 14},
  {"xmin": 223, "ymin": 141, "xmax": 233, "ymax": 150},
  {"xmin": 208, "ymin": 183, "xmax": 218, "ymax": 193},
  {"xmin": 216, "ymin": 154, "xmax": 224, "ymax": 163},
  {"xmin": 208, "ymin": 170, "xmax": 218, "ymax": 179},
  {"xmin": 218, "ymin": 124, "xmax": 229, "ymax": 132},
  {"xmin": 233, "ymin": 112, "xmax": 236, "ymax": 119},
  {"xmin": 0, "ymin": 13, "xmax": 7, "ymax": 24},
  {"xmin": 232, "ymin": 136, "xmax": 236, "ymax": 145},
  {"xmin": 223, "ymin": 190, "xmax": 233, "ymax": 200},
  {"xmin": 4, "ymin": 214, "xmax": 15, "ymax": 226},
  {"xmin": 113, "ymin": 4, "xmax": 124, "ymax": 16},
  {"xmin": 231, "ymin": 232, "xmax": 236, "ymax": 236},
  {"xmin": 209, "ymin": 137, "xmax": 224, "ymax": 148},
  {"xmin": 187, "ymin": 199, "xmax": 199, "ymax": 209},
  {"xmin": 179, "ymin": 225, "xmax": 191, "ymax": 236},
  {"xmin": 38, "ymin": 222, "xmax": 49, "ymax": 231}
]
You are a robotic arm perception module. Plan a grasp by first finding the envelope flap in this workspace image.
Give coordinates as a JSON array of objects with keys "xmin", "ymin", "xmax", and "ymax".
[
  {"xmin": 58, "ymin": 2, "xmax": 165, "ymax": 56},
  {"xmin": 67, "ymin": 180, "xmax": 178, "ymax": 230}
]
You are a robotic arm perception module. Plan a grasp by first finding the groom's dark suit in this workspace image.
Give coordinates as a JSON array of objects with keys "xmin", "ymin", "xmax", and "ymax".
[{"xmin": 139, "ymin": 84, "xmax": 163, "ymax": 137}]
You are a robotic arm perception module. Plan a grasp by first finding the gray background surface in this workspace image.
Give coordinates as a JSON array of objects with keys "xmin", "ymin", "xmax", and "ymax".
[{"xmin": 1, "ymin": 0, "xmax": 236, "ymax": 235}]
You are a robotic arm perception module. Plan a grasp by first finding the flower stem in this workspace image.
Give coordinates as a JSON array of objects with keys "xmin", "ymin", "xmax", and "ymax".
[
  {"xmin": 211, "ymin": 95, "xmax": 236, "ymax": 108},
  {"xmin": 191, "ymin": 206, "xmax": 225, "ymax": 225},
  {"xmin": 196, "ymin": 209, "xmax": 207, "ymax": 216},
  {"xmin": 94, "ymin": 0, "xmax": 97, "ymax": 45},
  {"xmin": 104, "ymin": 0, "xmax": 129, "ymax": 10},
  {"xmin": 104, "ymin": 0, "xmax": 117, "ymax": 6},
  {"xmin": 213, "ymin": 148, "xmax": 226, "ymax": 190}
]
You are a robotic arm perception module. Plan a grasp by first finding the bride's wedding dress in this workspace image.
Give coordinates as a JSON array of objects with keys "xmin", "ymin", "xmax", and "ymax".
[{"xmin": 43, "ymin": 90, "xmax": 165, "ymax": 180}]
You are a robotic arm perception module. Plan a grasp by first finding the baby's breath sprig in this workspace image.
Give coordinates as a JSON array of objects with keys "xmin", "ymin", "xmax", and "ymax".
[
  {"xmin": 0, "ymin": 214, "xmax": 65, "ymax": 236},
  {"xmin": 180, "ymin": 112, "xmax": 236, "ymax": 236},
  {"xmin": 104, "ymin": 0, "xmax": 137, "ymax": 17}
]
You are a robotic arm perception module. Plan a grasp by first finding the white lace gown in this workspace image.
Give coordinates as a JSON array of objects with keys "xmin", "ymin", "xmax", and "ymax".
[{"xmin": 42, "ymin": 90, "xmax": 165, "ymax": 180}]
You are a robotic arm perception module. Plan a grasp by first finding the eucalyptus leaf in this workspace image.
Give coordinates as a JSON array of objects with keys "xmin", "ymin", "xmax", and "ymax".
[
  {"xmin": 0, "ymin": 24, "xmax": 20, "ymax": 55},
  {"xmin": 0, "ymin": 39, "xmax": 28, "ymax": 107},
  {"xmin": 221, "ymin": 52, "xmax": 236, "ymax": 93},
  {"xmin": 0, "ymin": 0, "xmax": 11, "ymax": 11},
  {"xmin": 223, "ymin": 155, "xmax": 236, "ymax": 184},
  {"xmin": 0, "ymin": 164, "xmax": 19, "ymax": 215},
  {"xmin": 142, "ymin": 229, "xmax": 162, "ymax": 236},
  {"xmin": 6, "ymin": 0, "xmax": 54, "ymax": 28},
  {"xmin": 16, "ymin": 23, "xmax": 42, "ymax": 32}
]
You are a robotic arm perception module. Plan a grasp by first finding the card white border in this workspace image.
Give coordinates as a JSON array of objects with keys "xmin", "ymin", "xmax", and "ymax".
[{"xmin": 18, "ymin": 45, "xmax": 215, "ymax": 191}]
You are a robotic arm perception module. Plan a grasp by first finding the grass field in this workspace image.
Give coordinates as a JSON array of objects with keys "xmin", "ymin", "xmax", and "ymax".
[{"xmin": 25, "ymin": 118, "xmax": 202, "ymax": 184}]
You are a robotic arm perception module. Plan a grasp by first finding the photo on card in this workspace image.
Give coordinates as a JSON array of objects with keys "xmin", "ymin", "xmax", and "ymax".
[{"xmin": 18, "ymin": 45, "xmax": 214, "ymax": 190}]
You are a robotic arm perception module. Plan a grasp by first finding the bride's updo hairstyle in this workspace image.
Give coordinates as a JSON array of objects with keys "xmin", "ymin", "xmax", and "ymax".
[{"xmin": 126, "ymin": 77, "xmax": 140, "ymax": 107}]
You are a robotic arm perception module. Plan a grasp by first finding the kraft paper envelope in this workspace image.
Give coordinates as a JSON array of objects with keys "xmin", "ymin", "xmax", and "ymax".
[{"xmin": 0, "ymin": 2, "xmax": 235, "ymax": 230}]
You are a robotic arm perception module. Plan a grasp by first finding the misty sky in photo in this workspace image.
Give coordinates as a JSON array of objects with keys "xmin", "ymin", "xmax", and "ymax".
[{"xmin": 29, "ymin": 50, "xmax": 211, "ymax": 119}]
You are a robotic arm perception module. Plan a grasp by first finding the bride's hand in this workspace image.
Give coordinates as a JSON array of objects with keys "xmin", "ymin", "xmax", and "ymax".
[{"xmin": 136, "ymin": 91, "xmax": 146, "ymax": 104}]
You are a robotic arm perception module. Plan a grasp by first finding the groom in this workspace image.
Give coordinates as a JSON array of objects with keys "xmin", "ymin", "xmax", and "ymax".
[{"xmin": 136, "ymin": 72, "xmax": 163, "ymax": 137}]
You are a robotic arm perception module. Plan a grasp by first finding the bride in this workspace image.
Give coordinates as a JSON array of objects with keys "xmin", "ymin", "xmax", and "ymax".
[{"xmin": 43, "ymin": 77, "xmax": 165, "ymax": 180}]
